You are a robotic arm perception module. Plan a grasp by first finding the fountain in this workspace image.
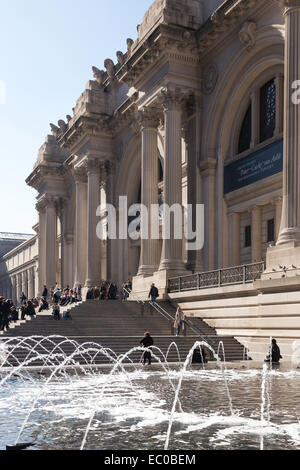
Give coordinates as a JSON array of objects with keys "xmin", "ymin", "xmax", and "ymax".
[{"xmin": 0, "ymin": 336, "xmax": 300, "ymax": 451}]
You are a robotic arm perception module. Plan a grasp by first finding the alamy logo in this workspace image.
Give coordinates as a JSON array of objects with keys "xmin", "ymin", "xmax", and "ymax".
[
  {"xmin": 0, "ymin": 81, "xmax": 6, "ymax": 105},
  {"xmin": 291, "ymin": 80, "xmax": 300, "ymax": 105},
  {"xmin": 96, "ymin": 196, "xmax": 204, "ymax": 251}
]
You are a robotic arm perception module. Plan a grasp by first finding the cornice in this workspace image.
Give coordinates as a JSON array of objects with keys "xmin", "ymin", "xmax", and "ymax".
[
  {"xmin": 26, "ymin": 164, "xmax": 66, "ymax": 191},
  {"xmin": 59, "ymin": 115, "xmax": 113, "ymax": 150}
]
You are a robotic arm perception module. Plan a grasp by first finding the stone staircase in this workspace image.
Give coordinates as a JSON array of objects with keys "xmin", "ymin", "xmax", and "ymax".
[{"xmin": 0, "ymin": 299, "xmax": 246, "ymax": 366}]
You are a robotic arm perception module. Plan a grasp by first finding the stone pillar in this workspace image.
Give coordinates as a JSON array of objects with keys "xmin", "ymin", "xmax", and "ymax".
[
  {"xmin": 277, "ymin": 0, "xmax": 300, "ymax": 245},
  {"xmin": 275, "ymin": 197, "xmax": 283, "ymax": 241},
  {"xmin": 28, "ymin": 268, "xmax": 34, "ymax": 300},
  {"xmin": 138, "ymin": 108, "xmax": 161, "ymax": 276},
  {"xmin": 252, "ymin": 206, "xmax": 262, "ymax": 263},
  {"xmin": 21, "ymin": 271, "xmax": 27, "ymax": 298},
  {"xmin": 74, "ymin": 168, "xmax": 88, "ymax": 288},
  {"xmin": 45, "ymin": 197, "xmax": 57, "ymax": 289},
  {"xmin": 85, "ymin": 159, "xmax": 101, "ymax": 287},
  {"xmin": 159, "ymin": 88, "xmax": 185, "ymax": 274},
  {"xmin": 64, "ymin": 234, "xmax": 74, "ymax": 288},
  {"xmin": 229, "ymin": 212, "xmax": 240, "ymax": 266},
  {"xmin": 200, "ymin": 158, "xmax": 217, "ymax": 271},
  {"xmin": 16, "ymin": 274, "xmax": 21, "ymax": 304},
  {"xmin": 185, "ymin": 96, "xmax": 204, "ymax": 273},
  {"xmin": 12, "ymin": 275, "xmax": 17, "ymax": 305},
  {"xmin": 36, "ymin": 201, "xmax": 46, "ymax": 295}
]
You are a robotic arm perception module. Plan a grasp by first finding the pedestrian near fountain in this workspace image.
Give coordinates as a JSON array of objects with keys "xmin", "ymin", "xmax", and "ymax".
[
  {"xmin": 265, "ymin": 338, "xmax": 282, "ymax": 363},
  {"xmin": 140, "ymin": 332, "xmax": 154, "ymax": 366}
]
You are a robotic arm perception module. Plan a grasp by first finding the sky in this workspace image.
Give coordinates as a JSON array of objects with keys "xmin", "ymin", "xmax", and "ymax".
[{"xmin": 0, "ymin": 0, "xmax": 153, "ymax": 234}]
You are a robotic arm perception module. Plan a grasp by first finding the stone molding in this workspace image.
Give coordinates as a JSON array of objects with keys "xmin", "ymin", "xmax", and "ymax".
[{"xmin": 239, "ymin": 21, "xmax": 257, "ymax": 52}]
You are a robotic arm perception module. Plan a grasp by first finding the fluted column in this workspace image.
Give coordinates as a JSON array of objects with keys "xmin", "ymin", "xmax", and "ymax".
[
  {"xmin": 28, "ymin": 268, "xmax": 34, "ymax": 300},
  {"xmin": 74, "ymin": 167, "xmax": 88, "ymax": 287},
  {"xmin": 275, "ymin": 197, "xmax": 283, "ymax": 241},
  {"xmin": 252, "ymin": 206, "xmax": 262, "ymax": 262},
  {"xmin": 12, "ymin": 276, "xmax": 17, "ymax": 304},
  {"xmin": 36, "ymin": 200, "xmax": 46, "ymax": 295},
  {"xmin": 277, "ymin": 0, "xmax": 300, "ymax": 245},
  {"xmin": 21, "ymin": 271, "xmax": 27, "ymax": 298},
  {"xmin": 16, "ymin": 274, "xmax": 21, "ymax": 303},
  {"xmin": 229, "ymin": 212, "xmax": 240, "ymax": 266},
  {"xmin": 159, "ymin": 88, "xmax": 185, "ymax": 273},
  {"xmin": 200, "ymin": 158, "xmax": 217, "ymax": 271},
  {"xmin": 85, "ymin": 158, "xmax": 101, "ymax": 287},
  {"xmin": 138, "ymin": 108, "xmax": 161, "ymax": 276},
  {"xmin": 45, "ymin": 197, "xmax": 57, "ymax": 289}
]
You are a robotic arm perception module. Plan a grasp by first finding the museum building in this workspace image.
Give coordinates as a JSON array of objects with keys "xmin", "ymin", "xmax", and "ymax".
[{"xmin": 1, "ymin": 0, "xmax": 300, "ymax": 359}]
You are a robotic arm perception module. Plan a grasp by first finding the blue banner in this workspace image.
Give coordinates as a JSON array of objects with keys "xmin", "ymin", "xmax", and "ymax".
[{"xmin": 224, "ymin": 139, "xmax": 283, "ymax": 194}]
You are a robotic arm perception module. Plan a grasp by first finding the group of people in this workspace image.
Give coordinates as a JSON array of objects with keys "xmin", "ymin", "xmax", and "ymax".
[{"xmin": 86, "ymin": 281, "xmax": 119, "ymax": 301}]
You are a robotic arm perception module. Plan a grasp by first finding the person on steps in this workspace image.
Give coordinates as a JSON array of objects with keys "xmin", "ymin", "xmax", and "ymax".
[
  {"xmin": 148, "ymin": 284, "xmax": 159, "ymax": 306},
  {"xmin": 174, "ymin": 307, "xmax": 184, "ymax": 337}
]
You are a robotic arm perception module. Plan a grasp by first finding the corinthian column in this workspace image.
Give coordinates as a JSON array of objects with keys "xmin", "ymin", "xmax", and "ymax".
[
  {"xmin": 138, "ymin": 108, "xmax": 161, "ymax": 276},
  {"xmin": 159, "ymin": 88, "xmax": 185, "ymax": 273},
  {"xmin": 73, "ymin": 167, "xmax": 88, "ymax": 288},
  {"xmin": 45, "ymin": 196, "xmax": 58, "ymax": 289},
  {"xmin": 252, "ymin": 206, "xmax": 262, "ymax": 263},
  {"xmin": 85, "ymin": 158, "xmax": 101, "ymax": 287},
  {"xmin": 36, "ymin": 200, "xmax": 46, "ymax": 295},
  {"xmin": 277, "ymin": 0, "xmax": 300, "ymax": 245}
]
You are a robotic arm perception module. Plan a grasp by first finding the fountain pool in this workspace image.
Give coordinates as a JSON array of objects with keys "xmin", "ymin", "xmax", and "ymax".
[{"xmin": 1, "ymin": 338, "xmax": 300, "ymax": 451}]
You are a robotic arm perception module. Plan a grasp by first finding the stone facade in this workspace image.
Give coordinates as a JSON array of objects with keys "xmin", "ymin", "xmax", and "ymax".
[{"xmin": 3, "ymin": 0, "xmax": 300, "ymax": 358}]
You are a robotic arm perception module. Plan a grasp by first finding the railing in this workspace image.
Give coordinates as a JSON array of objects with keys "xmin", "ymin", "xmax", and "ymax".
[{"xmin": 168, "ymin": 261, "xmax": 265, "ymax": 293}]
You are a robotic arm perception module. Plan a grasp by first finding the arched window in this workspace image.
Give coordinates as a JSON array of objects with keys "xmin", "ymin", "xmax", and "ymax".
[
  {"xmin": 260, "ymin": 79, "xmax": 276, "ymax": 142},
  {"xmin": 238, "ymin": 104, "xmax": 252, "ymax": 154}
]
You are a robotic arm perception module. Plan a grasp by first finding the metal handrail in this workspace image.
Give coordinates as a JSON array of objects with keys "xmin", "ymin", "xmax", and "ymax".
[
  {"xmin": 168, "ymin": 261, "xmax": 265, "ymax": 293},
  {"xmin": 123, "ymin": 287, "xmax": 144, "ymax": 304}
]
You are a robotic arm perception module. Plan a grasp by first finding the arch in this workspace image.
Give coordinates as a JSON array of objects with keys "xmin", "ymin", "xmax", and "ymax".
[{"xmin": 203, "ymin": 25, "xmax": 284, "ymax": 164}]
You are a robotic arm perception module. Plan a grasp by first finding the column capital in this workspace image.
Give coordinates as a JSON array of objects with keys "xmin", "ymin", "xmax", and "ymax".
[
  {"xmin": 158, "ymin": 87, "xmax": 185, "ymax": 112},
  {"xmin": 138, "ymin": 107, "xmax": 160, "ymax": 130},
  {"xmin": 277, "ymin": 0, "xmax": 300, "ymax": 15},
  {"xmin": 73, "ymin": 166, "xmax": 87, "ymax": 183},
  {"xmin": 86, "ymin": 157, "xmax": 101, "ymax": 175}
]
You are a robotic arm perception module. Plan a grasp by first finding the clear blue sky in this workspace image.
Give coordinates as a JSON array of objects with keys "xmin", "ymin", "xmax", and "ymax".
[{"xmin": 0, "ymin": 0, "xmax": 153, "ymax": 234}]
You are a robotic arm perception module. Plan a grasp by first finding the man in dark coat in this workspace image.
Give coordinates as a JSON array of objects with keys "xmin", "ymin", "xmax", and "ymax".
[
  {"xmin": 140, "ymin": 332, "xmax": 154, "ymax": 365},
  {"xmin": 148, "ymin": 284, "xmax": 159, "ymax": 305},
  {"xmin": 42, "ymin": 286, "xmax": 48, "ymax": 300}
]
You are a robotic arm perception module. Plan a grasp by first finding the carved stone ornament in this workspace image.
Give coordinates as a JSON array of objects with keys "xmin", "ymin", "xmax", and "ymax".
[
  {"xmin": 116, "ymin": 51, "xmax": 125, "ymax": 66},
  {"xmin": 239, "ymin": 21, "xmax": 257, "ymax": 52},
  {"xmin": 92, "ymin": 66, "xmax": 106, "ymax": 86},
  {"xmin": 104, "ymin": 59, "xmax": 115, "ymax": 80},
  {"xmin": 202, "ymin": 64, "xmax": 218, "ymax": 95}
]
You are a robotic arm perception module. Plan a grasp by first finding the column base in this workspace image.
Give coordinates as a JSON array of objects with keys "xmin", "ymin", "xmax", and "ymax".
[
  {"xmin": 277, "ymin": 228, "xmax": 300, "ymax": 246},
  {"xmin": 137, "ymin": 265, "xmax": 159, "ymax": 276},
  {"xmin": 159, "ymin": 259, "xmax": 186, "ymax": 273},
  {"xmin": 262, "ymin": 241, "xmax": 300, "ymax": 280},
  {"xmin": 85, "ymin": 279, "xmax": 101, "ymax": 288}
]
